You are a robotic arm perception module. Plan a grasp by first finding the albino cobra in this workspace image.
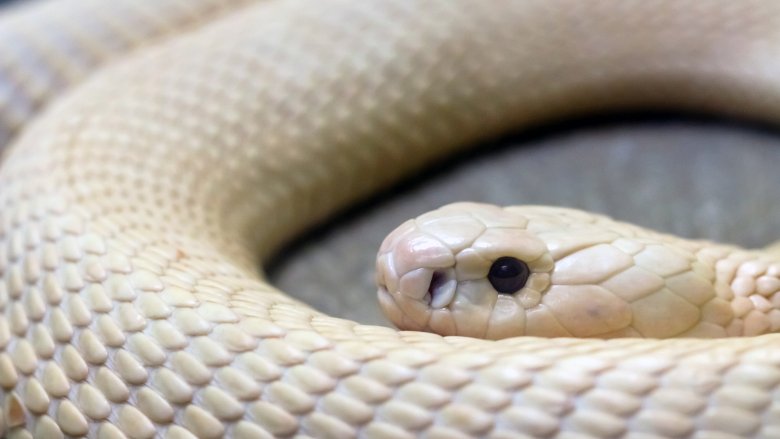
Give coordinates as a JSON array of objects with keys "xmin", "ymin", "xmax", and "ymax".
[
  {"xmin": 1, "ymin": 0, "xmax": 780, "ymax": 438},
  {"xmin": 377, "ymin": 202, "xmax": 780, "ymax": 340}
]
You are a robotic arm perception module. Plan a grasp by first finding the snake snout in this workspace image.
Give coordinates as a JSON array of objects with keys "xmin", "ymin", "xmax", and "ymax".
[{"xmin": 376, "ymin": 225, "xmax": 458, "ymax": 328}]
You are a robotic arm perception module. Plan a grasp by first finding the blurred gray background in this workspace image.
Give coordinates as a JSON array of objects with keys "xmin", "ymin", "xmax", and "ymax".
[{"xmin": 270, "ymin": 116, "xmax": 780, "ymax": 326}]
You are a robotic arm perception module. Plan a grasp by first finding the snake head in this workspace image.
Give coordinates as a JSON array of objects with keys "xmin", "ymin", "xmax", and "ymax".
[
  {"xmin": 378, "ymin": 203, "xmax": 732, "ymax": 340},
  {"xmin": 376, "ymin": 202, "xmax": 554, "ymax": 339}
]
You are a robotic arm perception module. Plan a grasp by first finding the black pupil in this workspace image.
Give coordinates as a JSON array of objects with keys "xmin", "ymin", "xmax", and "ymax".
[{"xmin": 488, "ymin": 257, "xmax": 530, "ymax": 294}]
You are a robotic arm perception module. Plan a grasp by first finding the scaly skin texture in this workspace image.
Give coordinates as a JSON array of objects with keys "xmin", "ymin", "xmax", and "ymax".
[
  {"xmin": 378, "ymin": 203, "xmax": 780, "ymax": 340},
  {"xmin": 0, "ymin": 0, "xmax": 255, "ymax": 149},
  {"xmin": 1, "ymin": 1, "xmax": 780, "ymax": 438}
]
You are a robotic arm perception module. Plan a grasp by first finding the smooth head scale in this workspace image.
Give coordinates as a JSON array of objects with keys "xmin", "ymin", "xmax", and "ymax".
[{"xmin": 377, "ymin": 202, "xmax": 748, "ymax": 339}]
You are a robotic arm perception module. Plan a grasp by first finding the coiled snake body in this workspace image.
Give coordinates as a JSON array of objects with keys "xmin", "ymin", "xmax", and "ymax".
[{"xmin": 1, "ymin": 0, "xmax": 780, "ymax": 438}]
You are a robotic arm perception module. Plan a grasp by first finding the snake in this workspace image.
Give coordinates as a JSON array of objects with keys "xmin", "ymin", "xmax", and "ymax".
[
  {"xmin": 376, "ymin": 202, "xmax": 780, "ymax": 340},
  {"xmin": 1, "ymin": 0, "xmax": 780, "ymax": 438}
]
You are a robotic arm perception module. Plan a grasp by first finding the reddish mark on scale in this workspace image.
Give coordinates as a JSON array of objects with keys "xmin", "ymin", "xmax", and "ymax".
[{"xmin": 7, "ymin": 393, "xmax": 26, "ymax": 427}]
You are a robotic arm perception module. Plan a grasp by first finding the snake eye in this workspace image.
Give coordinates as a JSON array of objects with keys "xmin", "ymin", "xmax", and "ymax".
[{"xmin": 488, "ymin": 256, "xmax": 530, "ymax": 294}]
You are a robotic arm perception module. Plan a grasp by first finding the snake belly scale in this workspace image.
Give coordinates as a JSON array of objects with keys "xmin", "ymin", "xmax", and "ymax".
[{"xmin": 0, "ymin": 1, "xmax": 779, "ymax": 438}]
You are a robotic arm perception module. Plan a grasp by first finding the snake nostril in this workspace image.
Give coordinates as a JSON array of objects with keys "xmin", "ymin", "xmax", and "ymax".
[
  {"xmin": 427, "ymin": 269, "xmax": 456, "ymax": 309},
  {"xmin": 428, "ymin": 271, "xmax": 445, "ymax": 296}
]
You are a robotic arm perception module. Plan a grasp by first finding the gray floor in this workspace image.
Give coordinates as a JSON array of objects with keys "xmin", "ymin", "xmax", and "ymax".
[{"xmin": 270, "ymin": 117, "xmax": 780, "ymax": 327}]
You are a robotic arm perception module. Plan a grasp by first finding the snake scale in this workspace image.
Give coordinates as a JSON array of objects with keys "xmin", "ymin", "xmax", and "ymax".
[{"xmin": 1, "ymin": 0, "xmax": 779, "ymax": 438}]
